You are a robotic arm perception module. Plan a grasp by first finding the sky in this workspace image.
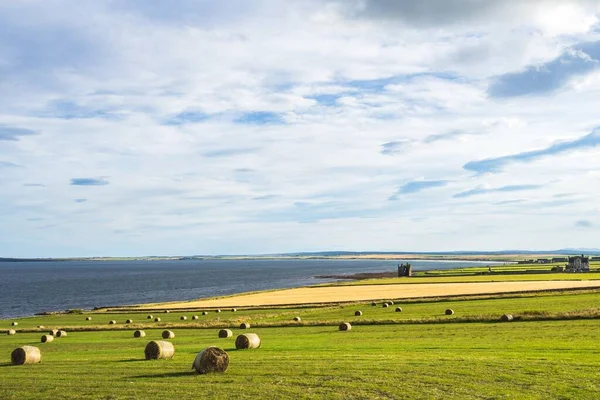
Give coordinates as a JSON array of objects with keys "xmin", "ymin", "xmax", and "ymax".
[{"xmin": 1, "ymin": 0, "xmax": 600, "ymax": 257}]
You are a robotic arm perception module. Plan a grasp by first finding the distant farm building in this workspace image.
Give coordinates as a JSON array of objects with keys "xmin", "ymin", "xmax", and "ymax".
[
  {"xmin": 518, "ymin": 259, "xmax": 535, "ymax": 264},
  {"xmin": 536, "ymin": 259, "xmax": 551, "ymax": 264},
  {"xmin": 565, "ymin": 255, "xmax": 590, "ymax": 272},
  {"xmin": 591, "ymin": 256, "xmax": 600, "ymax": 262},
  {"xmin": 552, "ymin": 257, "xmax": 567, "ymax": 263}
]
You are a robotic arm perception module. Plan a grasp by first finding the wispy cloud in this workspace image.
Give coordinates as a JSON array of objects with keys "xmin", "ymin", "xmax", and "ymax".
[
  {"xmin": 493, "ymin": 199, "xmax": 526, "ymax": 205},
  {"xmin": 202, "ymin": 147, "xmax": 258, "ymax": 158},
  {"xmin": 234, "ymin": 112, "xmax": 284, "ymax": 125},
  {"xmin": 74, "ymin": 198, "xmax": 88, "ymax": 203},
  {"xmin": 23, "ymin": 183, "xmax": 46, "ymax": 187},
  {"xmin": 464, "ymin": 128, "xmax": 600, "ymax": 174},
  {"xmin": 249, "ymin": 200, "xmax": 380, "ymax": 223},
  {"xmin": 575, "ymin": 220, "xmax": 593, "ymax": 228},
  {"xmin": 454, "ymin": 184, "xmax": 542, "ymax": 198},
  {"xmin": 252, "ymin": 194, "xmax": 279, "ymax": 201},
  {"xmin": 307, "ymin": 94, "xmax": 343, "ymax": 106},
  {"xmin": 381, "ymin": 140, "xmax": 410, "ymax": 155},
  {"xmin": 163, "ymin": 111, "xmax": 210, "ymax": 125},
  {"xmin": 424, "ymin": 130, "xmax": 470, "ymax": 143},
  {"xmin": 70, "ymin": 178, "xmax": 109, "ymax": 186},
  {"xmin": 0, "ymin": 161, "xmax": 20, "ymax": 168},
  {"xmin": 0, "ymin": 126, "xmax": 37, "ymax": 141},
  {"xmin": 488, "ymin": 44, "xmax": 600, "ymax": 97},
  {"xmin": 44, "ymin": 100, "xmax": 122, "ymax": 120},
  {"xmin": 390, "ymin": 180, "xmax": 448, "ymax": 200}
]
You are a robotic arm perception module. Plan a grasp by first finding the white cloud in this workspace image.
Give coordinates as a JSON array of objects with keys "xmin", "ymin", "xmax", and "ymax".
[{"xmin": 0, "ymin": 1, "xmax": 600, "ymax": 256}]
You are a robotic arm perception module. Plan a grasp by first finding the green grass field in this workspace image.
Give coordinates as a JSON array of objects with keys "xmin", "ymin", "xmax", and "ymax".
[
  {"xmin": 2, "ymin": 288, "xmax": 600, "ymax": 399},
  {"xmin": 412, "ymin": 260, "xmax": 600, "ymax": 275}
]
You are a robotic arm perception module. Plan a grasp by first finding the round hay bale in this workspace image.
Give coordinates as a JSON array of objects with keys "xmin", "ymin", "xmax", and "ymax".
[
  {"xmin": 109, "ymin": 320, "xmax": 116, "ymax": 325},
  {"xmin": 395, "ymin": 307, "xmax": 403, "ymax": 312},
  {"xmin": 354, "ymin": 310, "xmax": 363, "ymax": 316},
  {"xmin": 41, "ymin": 335, "xmax": 54, "ymax": 343},
  {"xmin": 85, "ymin": 317, "xmax": 92, "ymax": 321},
  {"xmin": 235, "ymin": 333, "xmax": 261, "ymax": 349},
  {"xmin": 231, "ymin": 308, "xmax": 237, "ymax": 312},
  {"xmin": 7, "ymin": 329, "xmax": 16, "ymax": 335},
  {"xmin": 11, "ymin": 322, "xmax": 18, "ymax": 326},
  {"xmin": 162, "ymin": 330, "xmax": 175, "ymax": 339},
  {"xmin": 134, "ymin": 330, "xmax": 146, "ymax": 338},
  {"xmin": 144, "ymin": 340, "xmax": 175, "ymax": 360},
  {"xmin": 339, "ymin": 322, "xmax": 352, "ymax": 331},
  {"xmin": 445, "ymin": 309, "xmax": 454, "ymax": 315},
  {"xmin": 147, "ymin": 315, "xmax": 153, "ymax": 320},
  {"xmin": 388, "ymin": 300, "xmax": 394, "ymax": 305},
  {"xmin": 193, "ymin": 347, "xmax": 229, "ymax": 374},
  {"xmin": 239, "ymin": 322, "xmax": 250, "ymax": 329},
  {"xmin": 126, "ymin": 319, "xmax": 133, "ymax": 324},
  {"xmin": 371, "ymin": 302, "xmax": 376, "ymax": 306},
  {"xmin": 164, "ymin": 310, "xmax": 170, "ymax": 314},
  {"xmin": 37, "ymin": 325, "xmax": 45, "ymax": 328},
  {"xmin": 500, "ymin": 314, "xmax": 514, "ymax": 322},
  {"xmin": 11, "ymin": 346, "xmax": 41, "ymax": 365},
  {"xmin": 293, "ymin": 316, "xmax": 301, "ymax": 322},
  {"xmin": 218, "ymin": 329, "xmax": 233, "ymax": 338},
  {"xmin": 202, "ymin": 311, "xmax": 208, "ymax": 316},
  {"xmin": 180, "ymin": 316, "xmax": 187, "ymax": 321},
  {"xmin": 56, "ymin": 330, "xmax": 67, "ymax": 337},
  {"xmin": 154, "ymin": 317, "xmax": 161, "ymax": 322},
  {"xmin": 49, "ymin": 329, "xmax": 59, "ymax": 336},
  {"xmin": 382, "ymin": 303, "xmax": 389, "ymax": 308},
  {"xmin": 215, "ymin": 309, "xmax": 221, "ymax": 313},
  {"xmin": 192, "ymin": 315, "xmax": 199, "ymax": 320}
]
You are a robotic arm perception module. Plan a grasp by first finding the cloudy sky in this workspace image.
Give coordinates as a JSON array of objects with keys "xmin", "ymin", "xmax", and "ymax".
[{"xmin": 1, "ymin": 0, "xmax": 600, "ymax": 257}]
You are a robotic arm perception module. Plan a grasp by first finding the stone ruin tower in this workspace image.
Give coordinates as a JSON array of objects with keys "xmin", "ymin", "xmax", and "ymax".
[{"xmin": 398, "ymin": 263, "xmax": 412, "ymax": 277}]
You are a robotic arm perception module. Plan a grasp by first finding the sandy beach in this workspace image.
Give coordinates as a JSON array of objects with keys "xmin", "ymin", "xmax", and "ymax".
[{"xmin": 135, "ymin": 280, "xmax": 600, "ymax": 309}]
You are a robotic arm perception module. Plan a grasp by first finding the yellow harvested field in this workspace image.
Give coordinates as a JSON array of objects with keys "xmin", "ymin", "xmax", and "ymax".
[{"xmin": 139, "ymin": 280, "xmax": 600, "ymax": 309}]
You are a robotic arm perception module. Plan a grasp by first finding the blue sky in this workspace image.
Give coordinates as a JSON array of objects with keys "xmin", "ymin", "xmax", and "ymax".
[{"xmin": 1, "ymin": 0, "xmax": 600, "ymax": 257}]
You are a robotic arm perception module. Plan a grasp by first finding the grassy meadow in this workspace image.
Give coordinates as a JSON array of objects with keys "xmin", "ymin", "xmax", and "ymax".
[{"xmin": 2, "ymin": 287, "xmax": 600, "ymax": 399}]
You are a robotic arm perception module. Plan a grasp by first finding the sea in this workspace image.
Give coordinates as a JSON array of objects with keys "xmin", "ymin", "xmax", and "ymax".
[{"xmin": 0, "ymin": 258, "xmax": 500, "ymax": 319}]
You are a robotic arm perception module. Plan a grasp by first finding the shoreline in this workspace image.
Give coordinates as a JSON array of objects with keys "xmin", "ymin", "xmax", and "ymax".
[
  {"xmin": 2, "ymin": 258, "xmax": 596, "ymax": 319},
  {"xmin": 314, "ymin": 271, "xmax": 396, "ymax": 280}
]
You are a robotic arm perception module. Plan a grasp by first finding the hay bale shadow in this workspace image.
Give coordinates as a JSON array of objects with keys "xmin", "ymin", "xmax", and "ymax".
[
  {"xmin": 131, "ymin": 371, "xmax": 195, "ymax": 379},
  {"xmin": 116, "ymin": 358, "xmax": 147, "ymax": 363}
]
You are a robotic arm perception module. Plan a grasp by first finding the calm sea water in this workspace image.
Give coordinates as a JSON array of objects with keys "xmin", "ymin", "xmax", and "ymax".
[{"xmin": 0, "ymin": 259, "xmax": 498, "ymax": 319}]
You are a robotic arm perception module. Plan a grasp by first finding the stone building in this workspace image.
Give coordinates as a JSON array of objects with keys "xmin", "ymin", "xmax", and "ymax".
[{"xmin": 565, "ymin": 255, "xmax": 590, "ymax": 272}]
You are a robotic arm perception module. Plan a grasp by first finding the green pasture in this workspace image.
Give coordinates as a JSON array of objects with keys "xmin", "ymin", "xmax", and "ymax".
[
  {"xmin": 413, "ymin": 260, "xmax": 600, "ymax": 275},
  {"xmin": 1, "ymin": 321, "xmax": 599, "ymax": 399},
  {"xmin": 2, "ymin": 289, "xmax": 600, "ymax": 399}
]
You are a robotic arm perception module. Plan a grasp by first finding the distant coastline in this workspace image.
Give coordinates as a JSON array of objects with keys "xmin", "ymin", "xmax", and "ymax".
[{"xmin": 2, "ymin": 249, "xmax": 600, "ymax": 263}]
